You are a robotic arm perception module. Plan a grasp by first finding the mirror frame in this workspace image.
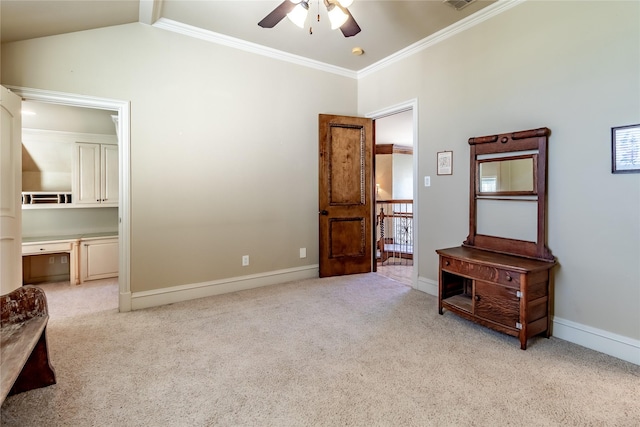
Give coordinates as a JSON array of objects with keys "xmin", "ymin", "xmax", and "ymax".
[{"xmin": 463, "ymin": 127, "xmax": 555, "ymax": 262}]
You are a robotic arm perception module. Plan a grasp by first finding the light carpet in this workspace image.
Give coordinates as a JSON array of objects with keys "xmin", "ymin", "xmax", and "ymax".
[{"xmin": 1, "ymin": 274, "xmax": 638, "ymax": 426}]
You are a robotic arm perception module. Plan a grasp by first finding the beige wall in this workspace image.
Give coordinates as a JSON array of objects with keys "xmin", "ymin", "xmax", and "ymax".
[
  {"xmin": 359, "ymin": 1, "xmax": 640, "ymax": 340},
  {"xmin": 2, "ymin": 23, "xmax": 357, "ymax": 292},
  {"xmin": 375, "ymin": 155, "xmax": 393, "ymax": 200}
]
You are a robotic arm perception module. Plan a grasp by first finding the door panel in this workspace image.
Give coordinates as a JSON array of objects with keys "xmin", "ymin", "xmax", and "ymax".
[
  {"xmin": 475, "ymin": 280, "xmax": 519, "ymax": 327},
  {"xmin": 319, "ymin": 114, "xmax": 373, "ymax": 277},
  {"xmin": 0, "ymin": 86, "xmax": 22, "ymax": 294}
]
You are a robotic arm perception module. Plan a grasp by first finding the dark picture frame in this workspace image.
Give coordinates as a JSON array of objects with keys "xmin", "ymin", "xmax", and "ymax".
[
  {"xmin": 612, "ymin": 124, "xmax": 640, "ymax": 174},
  {"xmin": 437, "ymin": 151, "xmax": 453, "ymax": 175}
]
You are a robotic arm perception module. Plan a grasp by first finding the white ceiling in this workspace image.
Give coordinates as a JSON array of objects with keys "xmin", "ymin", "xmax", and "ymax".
[{"xmin": 1, "ymin": 0, "xmax": 496, "ymax": 72}]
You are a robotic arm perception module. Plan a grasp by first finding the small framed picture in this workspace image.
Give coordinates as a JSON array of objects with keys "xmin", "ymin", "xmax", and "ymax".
[
  {"xmin": 437, "ymin": 151, "xmax": 453, "ymax": 175},
  {"xmin": 612, "ymin": 124, "xmax": 640, "ymax": 174}
]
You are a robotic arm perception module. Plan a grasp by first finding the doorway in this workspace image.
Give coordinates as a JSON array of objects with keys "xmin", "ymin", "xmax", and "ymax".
[
  {"xmin": 20, "ymin": 100, "xmax": 120, "ymax": 309},
  {"xmin": 9, "ymin": 86, "xmax": 131, "ymax": 312},
  {"xmin": 367, "ymin": 101, "xmax": 418, "ymax": 288}
]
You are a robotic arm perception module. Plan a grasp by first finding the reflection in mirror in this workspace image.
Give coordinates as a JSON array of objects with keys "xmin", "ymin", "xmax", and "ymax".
[{"xmin": 479, "ymin": 157, "xmax": 535, "ymax": 194}]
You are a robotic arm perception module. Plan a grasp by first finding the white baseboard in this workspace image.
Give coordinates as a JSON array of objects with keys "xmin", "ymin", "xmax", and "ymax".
[
  {"xmin": 131, "ymin": 265, "xmax": 319, "ymax": 311},
  {"xmin": 552, "ymin": 316, "xmax": 640, "ymax": 365},
  {"xmin": 417, "ymin": 276, "xmax": 438, "ymax": 296},
  {"xmin": 415, "ymin": 277, "xmax": 639, "ymax": 365}
]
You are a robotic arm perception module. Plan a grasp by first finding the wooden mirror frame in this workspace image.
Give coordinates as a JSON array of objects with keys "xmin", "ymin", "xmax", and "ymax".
[{"xmin": 463, "ymin": 127, "xmax": 555, "ymax": 262}]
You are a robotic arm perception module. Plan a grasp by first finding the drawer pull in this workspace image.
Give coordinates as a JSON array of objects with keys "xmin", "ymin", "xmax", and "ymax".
[
  {"xmin": 474, "ymin": 295, "xmax": 481, "ymax": 301},
  {"xmin": 506, "ymin": 274, "xmax": 512, "ymax": 281},
  {"xmin": 445, "ymin": 261, "xmax": 450, "ymax": 266}
]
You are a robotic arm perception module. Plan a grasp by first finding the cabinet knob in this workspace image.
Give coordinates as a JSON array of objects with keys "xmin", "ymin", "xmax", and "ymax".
[
  {"xmin": 475, "ymin": 295, "xmax": 480, "ymax": 301},
  {"xmin": 506, "ymin": 274, "xmax": 512, "ymax": 281},
  {"xmin": 445, "ymin": 261, "xmax": 450, "ymax": 266},
  {"xmin": 97, "ymin": 199, "xmax": 100, "ymax": 202}
]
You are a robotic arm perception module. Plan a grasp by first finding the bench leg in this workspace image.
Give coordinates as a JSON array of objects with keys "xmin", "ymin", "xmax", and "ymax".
[{"xmin": 9, "ymin": 329, "xmax": 56, "ymax": 396}]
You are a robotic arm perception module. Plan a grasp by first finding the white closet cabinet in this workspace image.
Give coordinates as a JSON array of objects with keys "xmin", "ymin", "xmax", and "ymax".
[
  {"xmin": 73, "ymin": 143, "xmax": 118, "ymax": 206},
  {"xmin": 80, "ymin": 237, "xmax": 119, "ymax": 283}
]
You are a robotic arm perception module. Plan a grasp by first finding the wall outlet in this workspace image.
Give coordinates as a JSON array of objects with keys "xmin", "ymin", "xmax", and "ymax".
[
  {"xmin": 299, "ymin": 248, "xmax": 306, "ymax": 258},
  {"xmin": 49, "ymin": 256, "xmax": 55, "ymax": 264},
  {"xmin": 242, "ymin": 255, "xmax": 249, "ymax": 266},
  {"xmin": 424, "ymin": 176, "xmax": 431, "ymax": 187},
  {"xmin": 61, "ymin": 256, "xmax": 67, "ymax": 264}
]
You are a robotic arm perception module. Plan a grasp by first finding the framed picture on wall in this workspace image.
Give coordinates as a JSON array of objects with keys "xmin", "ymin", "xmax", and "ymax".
[
  {"xmin": 437, "ymin": 151, "xmax": 453, "ymax": 175},
  {"xmin": 612, "ymin": 124, "xmax": 640, "ymax": 174}
]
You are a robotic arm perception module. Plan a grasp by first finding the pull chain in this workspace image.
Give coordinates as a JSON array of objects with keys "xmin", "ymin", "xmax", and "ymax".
[{"xmin": 310, "ymin": 0, "xmax": 321, "ymax": 35}]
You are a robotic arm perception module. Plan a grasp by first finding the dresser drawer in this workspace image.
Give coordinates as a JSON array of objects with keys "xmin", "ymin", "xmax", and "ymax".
[
  {"xmin": 22, "ymin": 242, "xmax": 73, "ymax": 255},
  {"xmin": 441, "ymin": 256, "xmax": 521, "ymax": 289}
]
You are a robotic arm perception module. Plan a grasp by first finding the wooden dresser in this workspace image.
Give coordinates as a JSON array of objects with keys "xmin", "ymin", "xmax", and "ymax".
[
  {"xmin": 437, "ymin": 246, "xmax": 555, "ymax": 350},
  {"xmin": 437, "ymin": 128, "xmax": 556, "ymax": 349}
]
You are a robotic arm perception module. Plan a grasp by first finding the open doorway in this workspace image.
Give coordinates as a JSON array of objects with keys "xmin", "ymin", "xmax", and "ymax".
[
  {"xmin": 20, "ymin": 100, "xmax": 120, "ymax": 314},
  {"xmin": 368, "ymin": 102, "xmax": 417, "ymax": 287},
  {"xmin": 9, "ymin": 85, "xmax": 131, "ymax": 313}
]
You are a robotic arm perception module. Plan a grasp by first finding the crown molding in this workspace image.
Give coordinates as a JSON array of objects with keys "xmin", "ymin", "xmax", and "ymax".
[
  {"xmin": 357, "ymin": 0, "xmax": 526, "ymax": 79},
  {"xmin": 152, "ymin": 1, "xmax": 524, "ymax": 81},
  {"xmin": 153, "ymin": 18, "xmax": 358, "ymax": 79}
]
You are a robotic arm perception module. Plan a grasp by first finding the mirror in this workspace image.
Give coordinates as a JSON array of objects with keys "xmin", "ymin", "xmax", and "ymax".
[
  {"xmin": 464, "ymin": 127, "xmax": 554, "ymax": 262},
  {"xmin": 478, "ymin": 155, "xmax": 536, "ymax": 195}
]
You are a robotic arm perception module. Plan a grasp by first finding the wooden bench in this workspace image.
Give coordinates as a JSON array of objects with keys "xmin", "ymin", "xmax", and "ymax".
[{"xmin": 1, "ymin": 286, "xmax": 56, "ymax": 405}]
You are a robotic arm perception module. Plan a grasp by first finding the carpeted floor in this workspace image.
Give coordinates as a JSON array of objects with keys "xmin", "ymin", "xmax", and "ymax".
[{"xmin": 1, "ymin": 274, "xmax": 638, "ymax": 426}]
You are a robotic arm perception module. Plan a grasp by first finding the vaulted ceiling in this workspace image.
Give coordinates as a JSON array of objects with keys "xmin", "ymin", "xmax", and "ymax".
[{"xmin": 1, "ymin": 0, "xmax": 496, "ymax": 72}]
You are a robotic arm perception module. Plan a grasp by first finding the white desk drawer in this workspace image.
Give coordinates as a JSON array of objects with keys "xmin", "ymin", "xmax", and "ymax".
[{"xmin": 22, "ymin": 242, "xmax": 73, "ymax": 255}]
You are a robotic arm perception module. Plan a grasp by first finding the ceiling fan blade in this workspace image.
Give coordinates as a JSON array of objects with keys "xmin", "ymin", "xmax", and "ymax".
[
  {"xmin": 258, "ymin": 1, "xmax": 297, "ymax": 28},
  {"xmin": 340, "ymin": 9, "xmax": 361, "ymax": 37}
]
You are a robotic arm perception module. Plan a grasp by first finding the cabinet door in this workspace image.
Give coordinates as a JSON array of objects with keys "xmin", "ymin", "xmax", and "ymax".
[
  {"xmin": 73, "ymin": 143, "xmax": 101, "ymax": 205},
  {"xmin": 474, "ymin": 280, "xmax": 519, "ymax": 328},
  {"xmin": 81, "ymin": 238, "xmax": 118, "ymax": 282},
  {"xmin": 101, "ymin": 144, "xmax": 118, "ymax": 206}
]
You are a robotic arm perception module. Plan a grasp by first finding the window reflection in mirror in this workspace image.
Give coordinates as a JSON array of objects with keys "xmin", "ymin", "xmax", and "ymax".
[{"xmin": 478, "ymin": 156, "xmax": 536, "ymax": 194}]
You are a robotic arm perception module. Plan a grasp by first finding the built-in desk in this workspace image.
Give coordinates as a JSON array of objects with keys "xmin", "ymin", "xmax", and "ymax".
[{"xmin": 22, "ymin": 233, "xmax": 118, "ymax": 285}]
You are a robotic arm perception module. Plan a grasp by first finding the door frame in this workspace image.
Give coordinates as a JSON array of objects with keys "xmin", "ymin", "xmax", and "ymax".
[
  {"xmin": 8, "ymin": 86, "xmax": 132, "ymax": 312},
  {"xmin": 365, "ymin": 99, "xmax": 419, "ymax": 289}
]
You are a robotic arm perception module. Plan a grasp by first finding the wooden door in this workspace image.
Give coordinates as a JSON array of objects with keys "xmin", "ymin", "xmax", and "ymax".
[
  {"xmin": 318, "ymin": 114, "xmax": 374, "ymax": 277},
  {"xmin": 0, "ymin": 86, "xmax": 22, "ymax": 294}
]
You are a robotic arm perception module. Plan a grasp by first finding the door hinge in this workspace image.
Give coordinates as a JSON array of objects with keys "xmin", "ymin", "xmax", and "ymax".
[
  {"xmin": 516, "ymin": 291, "xmax": 522, "ymax": 298},
  {"xmin": 515, "ymin": 322, "xmax": 523, "ymax": 330}
]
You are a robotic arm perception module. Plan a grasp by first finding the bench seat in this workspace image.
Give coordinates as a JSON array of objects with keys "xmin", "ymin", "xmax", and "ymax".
[{"xmin": 0, "ymin": 286, "xmax": 56, "ymax": 405}]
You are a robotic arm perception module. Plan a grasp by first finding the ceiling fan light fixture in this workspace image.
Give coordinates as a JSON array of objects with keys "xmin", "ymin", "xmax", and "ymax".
[
  {"xmin": 287, "ymin": 2, "xmax": 309, "ymax": 28},
  {"xmin": 327, "ymin": 5, "xmax": 348, "ymax": 30}
]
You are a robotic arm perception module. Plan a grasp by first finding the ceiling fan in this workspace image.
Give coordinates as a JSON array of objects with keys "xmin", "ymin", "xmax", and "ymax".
[{"xmin": 258, "ymin": 0, "xmax": 361, "ymax": 37}]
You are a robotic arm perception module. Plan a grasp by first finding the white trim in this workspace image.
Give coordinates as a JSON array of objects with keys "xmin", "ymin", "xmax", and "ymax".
[
  {"xmin": 552, "ymin": 316, "xmax": 640, "ymax": 366},
  {"xmin": 139, "ymin": 0, "xmax": 163, "ymax": 26},
  {"xmin": 8, "ymin": 86, "xmax": 132, "ymax": 313},
  {"xmin": 153, "ymin": 18, "xmax": 358, "ymax": 79},
  {"xmin": 417, "ymin": 276, "xmax": 438, "ymax": 296},
  {"xmin": 357, "ymin": 0, "xmax": 526, "ymax": 79},
  {"xmin": 131, "ymin": 265, "xmax": 320, "ymax": 311}
]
